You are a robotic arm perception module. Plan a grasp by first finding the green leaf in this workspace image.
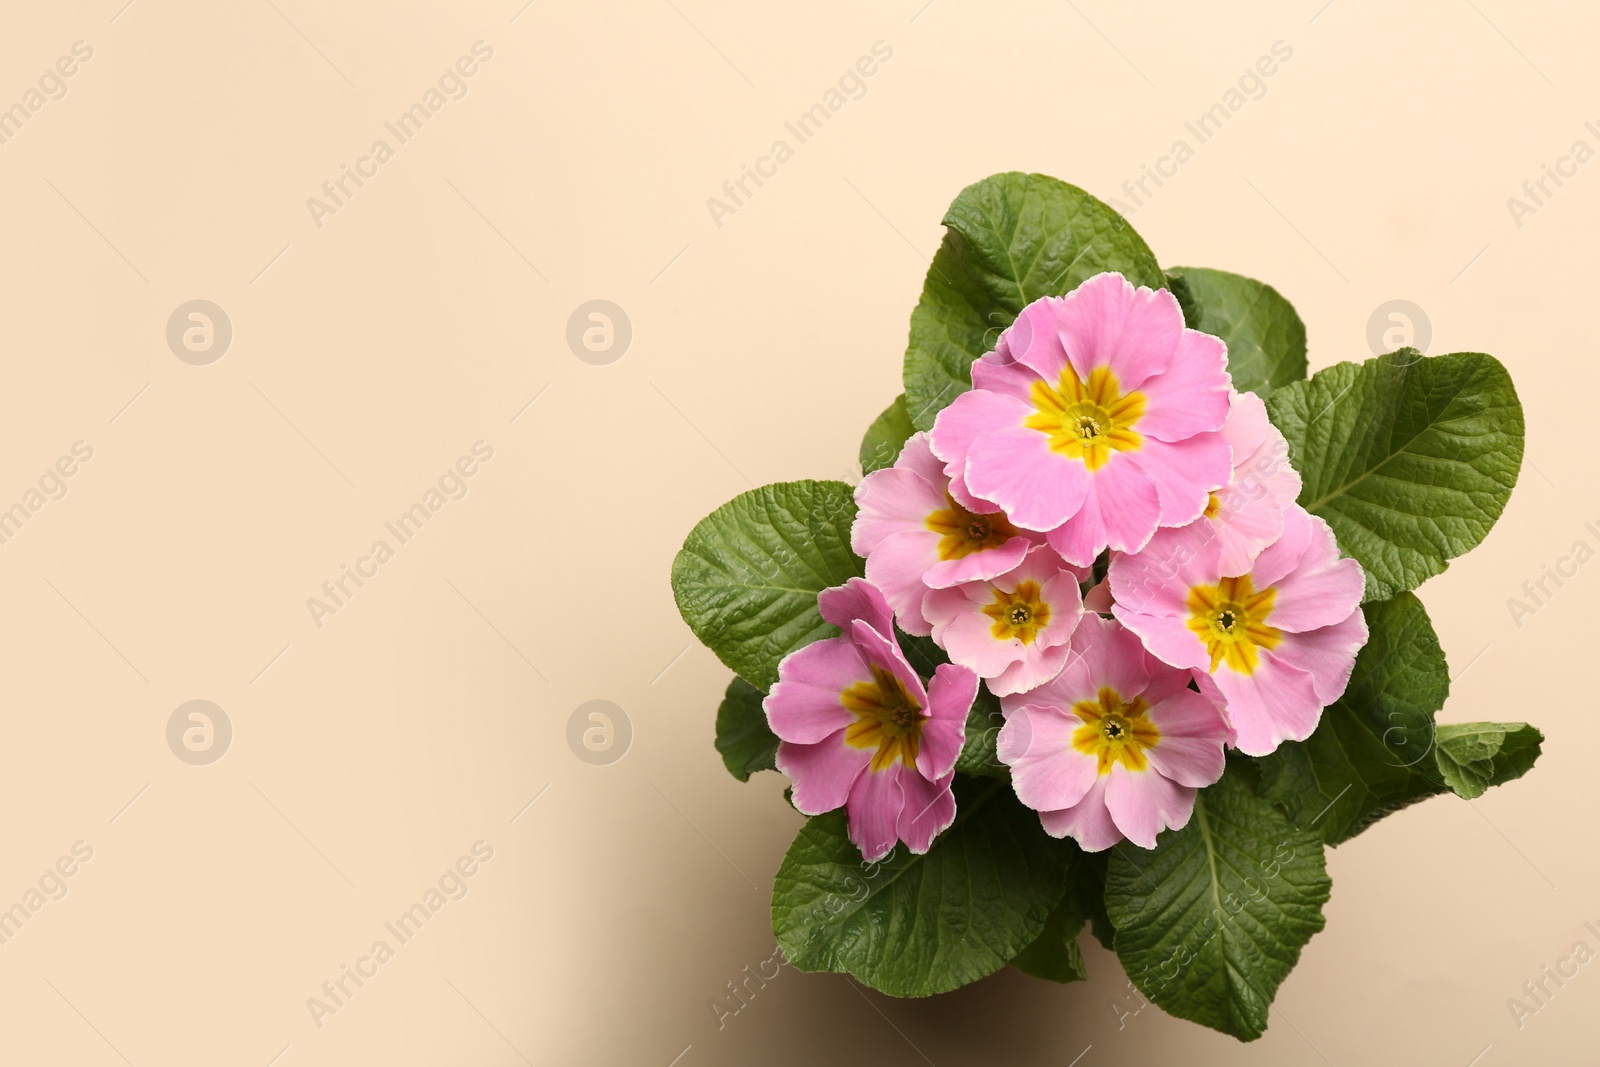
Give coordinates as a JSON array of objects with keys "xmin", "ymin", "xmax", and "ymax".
[
  {"xmin": 1433, "ymin": 722, "xmax": 1543, "ymax": 800},
  {"xmin": 1011, "ymin": 843, "xmax": 1110, "ymax": 982},
  {"xmin": 860, "ymin": 394, "xmax": 916, "ymax": 475},
  {"xmin": 671, "ymin": 481, "xmax": 863, "ymax": 690},
  {"xmin": 895, "ymin": 627, "xmax": 949, "ymax": 679},
  {"xmin": 1165, "ymin": 267, "xmax": 1307, "ymax": 397},
  {"xmin": 903, "ymin": 172, "xmax": 1163, "ymax": 430},
  {"xmin": 953, "ymin": 685, "xmax": 1008, "ymax": 779},
  {"xmin": 1265, "ymin": 350, "xmax": 1525, "ymax": 601},
  {"xmin": 1256, "ymin": 593, "xmax": 1452, "ymax": 844},
  {"xmin": 1077, "ymin": 847, "xmax": 1117, "ymax": 951},
  {"xmin": 773, "ymin": 779, "xmax": 1069, "ymax": 997},
  {"xmin": 1164, "ymin": 269, "xmax": 1204, "ymax": 329},
  {"xmin": 714, "ymin": 677, "xmax": 779, "ymax": 783},
  {"xmin": 1258, "ymin": 596, "xmax": 1545, "ymax": 842},
  {"xmin": 1105, "ymin": 770, "xmax": 1331, "ymax": 1041},
  {"xmin": 1010, "ymin": 890, "xmax": 1088, "ymax": 984}
]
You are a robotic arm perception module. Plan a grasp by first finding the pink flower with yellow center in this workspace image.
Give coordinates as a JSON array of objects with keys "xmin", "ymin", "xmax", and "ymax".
[
  {"xmin": 765, "ymin": 578, "xmax": 979, "ymax": 862},
  {"xmin": 1199, "ymin": 389, "xmax": 1303, "ymax": 577},
  {"xmin": 997, "ymin": 615, "xmax": 1229, "ymax": 850},
  {"xmin": 922, "ymin": 545, "xmax": 1086, "ymax": 697},
  {"xmin": 930, "ymin": 272, "xmax": 1233, "ymax": 567},
  {"xmin": 853, "ymin": 432, "xmax": 1036, "ymax": 635},
  {"xmin": 1108, "ymin": 505, "xmax": 1368, "ymax": 756}
]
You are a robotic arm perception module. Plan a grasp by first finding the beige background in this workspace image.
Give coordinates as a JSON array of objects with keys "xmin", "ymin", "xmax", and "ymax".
[{"xmin": 0, "ymin": 1, "xmax": 1593, "ymax": 1064}]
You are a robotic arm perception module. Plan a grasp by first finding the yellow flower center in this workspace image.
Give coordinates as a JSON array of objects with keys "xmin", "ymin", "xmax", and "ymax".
[
  {"xmin": 1071, "ymin": 686, "xmax": 1161, "ymax": 774},
  {"xmin": 1023, "ymin": 365, "xmax": 1146, "ymax": 471},
  {"xmin": 1203, "ymin": 492, "xmax": 1222, "ymax": 520},
  {"xmin": 842, "ymin": 665, "xmax": 924, "ymax": 772},
  {"xmin": 925, "ymin": 493, "xmax": 1018, "ymax": 561},
  {"xmin": 1185, "ymin": 575, "xmax": 1282, "ymax": 674},
  {"xmin": 981, "ymin": 579, "xmax": 1052, "ymax": 645}
]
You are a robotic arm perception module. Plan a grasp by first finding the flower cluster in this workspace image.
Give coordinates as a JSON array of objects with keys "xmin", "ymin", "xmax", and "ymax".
[{"xmin": 765, "ymin": 272, "xmax": 1368, "ymax": 860}]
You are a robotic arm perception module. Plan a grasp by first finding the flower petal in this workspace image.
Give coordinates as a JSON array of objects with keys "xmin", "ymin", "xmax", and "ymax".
[
  {"xmin": 1026, "ymin": 557, "xmax": 1087, "ymax": 647},
  {"xmin": 863, "ymin": 530, "xmax": 941, "ymax": 636},
  {"xmin": 1127, "ymin": 431, "xmax": 1232, "ymax": 529},
  {"xmin": 895, "ymin": 768, "xmax": 957, "ymax": 854},
  {"xmin": 1113, "ymin": 609, "xmax": 1210, "ymax": 674},
  {"xmin": 1275, "ymin": 609, "xmax": 1369, "ymax": 706},
  {"xmin": 1083, "ymin": 576, "xmax": 1114, "ymax": 614},
  {"xmin": 924, "ymin": 585, "xmax": 1024, "ymax": 678},
  {"xmin": 1193, "ymin": 671, "xmax": 1238, "ymax": 749},
  {"xmin": 1248, "ymin": 504, "xmax": 1314, "ymax": 590},
  {"xmin": 1045, "ymin": 455, "xmax": 1161, "ymax": 565},
  {"xmin": 846, "ymin": 767, "xmax": 903, "ymax": 862},
  {"xmin": 1223, "ymin": 389, "xmax": 1272, "ymax": 456},
  {"xmin": 1107, "ymin": 524, "xmax": 1220, "ymax": 619},
  {"xmin": 1057, "ymin": 273, "xmax": 1183, "ymax": 392},
  {"xmin": 924, "ymin": 534, "xmax": 1033, "ymax": 589},
  {"xmin": 1265, "ymin": 514, "xmax": 1365, "ymax": 633},
  {"xmin": 1064, "ymin": 613, "xmax": 1153, "ymax": 703},
  {"xmin": 777, "ymin": 734, "xmax": 871, "ymax": 815},
  {"xmin": 1211, "ymin": 483, "xmax": 1288, "ymax": 577},
  {"xmin": 998, "ymin": 706, "xmax": 1098, "ymax": 812},
  {"xmin": 1143, "ymin": 690, "xmax": 1229, "ymax": 788},
  {"xmin": 818, "ymin": 577, "xmax": 898, "ymax": 642},
  {"xmin": 1234, "ymin": 433, "xmax": 1301, "ymax": 510},
  {"xmin": 999, "ymin": 297, "xmax": 1073, "ymax": 384},
  {"xmin": 965, "ymin": 425, "xmax": 1092, "ymax": 533},
  {"xmin": 929, "ymin": 388, "xmax": 1031, "ymax": 513},
  {"xmin": 852, "ymin": 466, "xmax": 946, "ymax": 558},
  {"xmin": 1039, "ymin": 776, "xmax": 1123, "ymax": 851},
  {"xmin": 893, "ymin": 431, "xmax": 949, "ymax": 486},
  {"xmin": 1213, "ymin": 654, "xmax": 1322, "ymax": 756},
  {"xmin": 989, "ymin": 640, "xmax": 1075, "ymax": 697},
  {"xmin": 917, "ymin": 663, "xmax": 978, "ymax": 780},
  {"xmin": 970, "ymin": 355, "xmax": 1040, "ymax": 402},
  {"xmin": 1132, "ymin": 329, "xmax": 1231, "ymax": 443},
  {"xmin": 764, "ymin": 637, "xmax": 870, "ymax": 744},
  {"xmin": 924, "ymin": 548, "xmax": 1085, "ymax": 689},
  {"xmin": 1105, "ymin": 765, "xmax": 1196, "ymax": 848},
  {"xmin": 1138, "ymin": 654, "xmax": 1197, "ymax": 707},
  {"xmin": 851, "ymin": 619, "xmax": 927, "ymax": 710}
]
